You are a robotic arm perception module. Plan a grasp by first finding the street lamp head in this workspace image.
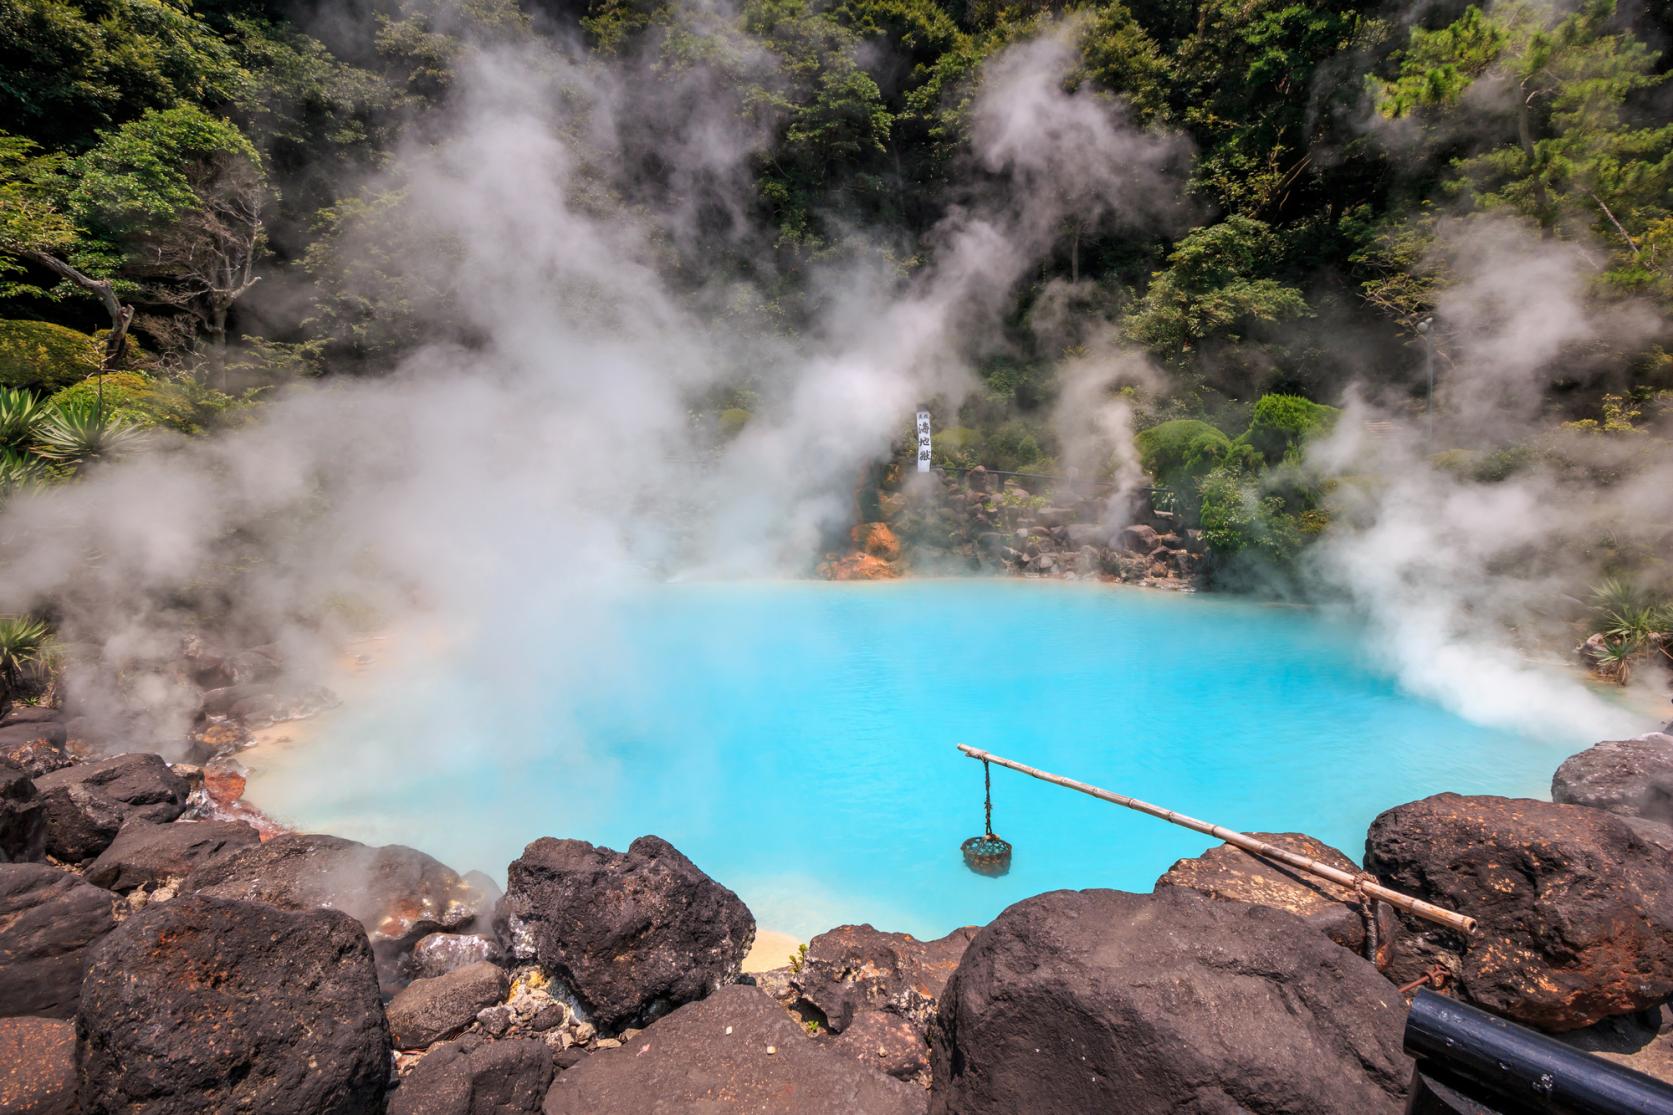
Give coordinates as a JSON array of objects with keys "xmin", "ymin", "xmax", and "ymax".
[{"xmin": 1416, "ymin": 317, "xmax": 1432, "ymax": 334}]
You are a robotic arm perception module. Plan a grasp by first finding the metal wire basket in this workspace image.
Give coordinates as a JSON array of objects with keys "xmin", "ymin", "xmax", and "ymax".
[{"xmin": 962, "ymin": 832, "xmax": 1012, "ymax": 877}]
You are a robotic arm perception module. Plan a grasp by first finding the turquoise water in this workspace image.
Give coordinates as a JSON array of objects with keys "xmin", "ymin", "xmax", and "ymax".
[{"xmin": 252, "ymin": 580, "xmax": 1598, "ymax": 941}]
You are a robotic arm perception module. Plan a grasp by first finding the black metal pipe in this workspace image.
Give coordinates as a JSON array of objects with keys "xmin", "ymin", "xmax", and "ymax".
[{"xmin": 1404, "ymin": 990, "xmax": 1673, "ymax": 1115}]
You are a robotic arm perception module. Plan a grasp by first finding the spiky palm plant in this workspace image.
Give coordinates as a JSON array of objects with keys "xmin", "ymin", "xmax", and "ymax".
[
  {"xmin": 0, "ymin": 615, "xmax": 50, "ymax": 709},
  {"xmin": 1592, "ymin": 637, "xmax": 1637, "ymax": 686},
  {"xmin": 0, "ymin": 449, "xmax": 46, "ymax": 497},
  {"xmin": 0, "ymin": 388, "xmax": 47, "ymax": 453},
  {"xmin": 32, "ymin": 397, "xmax": 142, "ymax": 466}
]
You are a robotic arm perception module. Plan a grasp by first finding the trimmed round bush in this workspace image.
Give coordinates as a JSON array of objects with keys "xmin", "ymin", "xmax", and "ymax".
[
  {"xmin": 0, "ymin": 321, "xmax": 102, "ymax": 391},
  {"xmin": 1135, "ymin": 419, "xmax": 1238, "ymax": 493},
  {"xmin": 1241, "ymin": 393, "xmax": 1339, "ymax": 464},
  {"xmin": 45, "ymin": 372, "xmax": 200, "ymax": 431}
]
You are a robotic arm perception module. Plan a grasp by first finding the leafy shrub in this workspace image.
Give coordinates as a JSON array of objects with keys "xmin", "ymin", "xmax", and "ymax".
[
  {"xmin": 1197, "ymin": 467, "xmax": 1304, "ymax": 585},
  {"xmin": 0, "ymin": 321, "xmax": 103, "ymax": 390},
  {"xmin": 0, "ymin": 387, "xmax": 48, "ymax": 452},
  {"xmin": 0, "ymin": 615, "xmax": 51, "ymax": 705},
  {"xmin": 717, "ymin": 407, "xmax": 752, "ymax": 439},
  {"xmin": 32, "ymin": 398, "xmax": 144, "ymax": 465},
  {"xmin": 1240, "ymin": 393, "xmax": 1339, "ymax": 465}
]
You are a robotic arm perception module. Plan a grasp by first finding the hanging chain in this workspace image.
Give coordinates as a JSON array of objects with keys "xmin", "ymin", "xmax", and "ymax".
[{"xmin": 983, "ymin": 759, "xmax": 994, "ymax": 837}]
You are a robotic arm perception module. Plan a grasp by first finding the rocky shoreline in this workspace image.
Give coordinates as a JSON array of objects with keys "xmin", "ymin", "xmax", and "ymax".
[{"xmin": 4, "ymin": 670, "xmax": 1673, "ymax": 1112}]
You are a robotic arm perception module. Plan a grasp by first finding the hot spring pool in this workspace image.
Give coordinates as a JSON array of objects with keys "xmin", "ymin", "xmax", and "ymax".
[{"xmin": 249, "ymin": 580, "xmax": 1603, "ymax": 941}]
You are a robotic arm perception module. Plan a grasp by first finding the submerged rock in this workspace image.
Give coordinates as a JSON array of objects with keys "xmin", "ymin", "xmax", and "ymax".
[
  {"xmin": 928, "ymin": 888, "xmax": 1409, "ymax": 1115},
  {"xmin": 1156, "ymin": 832, "xmax": 1396, "ymax": 968},
  {"xmin": 83, "ymin": 819, "xmax": 260, "ymax": 894},
  {"xmin": 0, "ymin": 1016, "xmax": 77, "ymax": 1114},
  {"xmin": 1552, "ymin": 734, "xmax": 1673, "ymax": 828},
  {"xmin": 498, "ymin": 835, "xmax": 755, "ymax": 1031},
  {"xmin": 387, "ymin": 961, "xmax": 508, "ymax": 1049},
  {"xmin": 389, "ymin": 1035, "xmax": 554, "ymax": 1115},
  {"xmin": 0, "ymin": 763, "xmax": 45, "ymax": 863},
  {"xmin": 1365, "ymin": 793, "xmax": 1673, "ymax": 1030},
  {"xmin": 77, "ymin": 893, "xmax": 390, "ymax": 1115},
  {"xmin": 31, "ymin": 753, "xmax": 189, "ymax": 863},
  {"xmin": 541, "ymin": 984, "xmax": 924, "ymax": 1115},
  {"xmin": 181, "ymin": 832, "xmax": 491, "ymax": 981},
  {"xmin": 0, "ymin": 863, "xmax": 116, "ymax": 1019},
  {"xmin": 792, "ymin": 923, "xmax": 977, "ymax": 1034}
]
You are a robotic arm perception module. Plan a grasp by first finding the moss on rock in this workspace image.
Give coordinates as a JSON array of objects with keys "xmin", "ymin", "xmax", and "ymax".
[{"xmin": 0, "ymin": 321, "xmax": 103, "ymax": 391}]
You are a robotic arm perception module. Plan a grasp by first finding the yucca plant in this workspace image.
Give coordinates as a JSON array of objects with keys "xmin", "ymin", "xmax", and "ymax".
[
  {"xmin": 1592, "ymin": 637, "xmax": 1638, "ymax": 686},
  {"xmin": 32, "ymin": 397, "xmax": 143, "ymax": 466},
  {"xmin": 0, "ymin": 449, "xmax": 46, "ymax": 497},
  {"xmin": 0, "ymin": 615, "xmax": 51, "ymax": 705},
  {"xmin": 0, "ymin": 388, "xmax": 47, "ymax": 453}
]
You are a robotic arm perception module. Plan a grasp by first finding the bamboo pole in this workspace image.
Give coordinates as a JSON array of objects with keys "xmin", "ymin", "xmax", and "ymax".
[{"xmin": 956, "ymin": 744, "xmax": 1477, "ymax": 936}]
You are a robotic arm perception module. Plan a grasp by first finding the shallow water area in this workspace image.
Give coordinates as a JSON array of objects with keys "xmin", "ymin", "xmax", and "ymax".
[{"xmin": 248, "ymin": 579, "xmax": 1615, "ymax": 941}]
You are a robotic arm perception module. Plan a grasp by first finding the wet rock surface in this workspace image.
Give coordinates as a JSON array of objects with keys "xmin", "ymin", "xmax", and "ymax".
[
  {"xmin": 541, "ymin": 984, "xmax": 925, "ymax": 1115},
  {"xmin": 31, "ymin": 753, "xmax": 188, "ymax": 862},
  {"xmin": 498, "ymin": 835, "xmax": 755, "ymax": 1030},
  {"xmin": 0, "ymin": 1016, "xmax": 77, "ymax": 1114},
  {"xmin": 83, "ymin": 819, "xmax": 260, "ymax": 893},
  {"xmin": 928, "ymin": 887, "xmax": 1409, "ymax": 1115},
  {"xmin": 1156, "ymin": 832, "xmax": 1396, "ymax": 967},
  {"xmin": 390, "ymin": 1035, "xmax": 555, "ymax": 1115},
  {"xmin": 0, "ymin": 733, "xmax": 73, "ymax": 777},
  {"xmin": 181, "ymin": 832, "xmax": 489, "ymax": 978},
  {"xmin": 387, "ymin": 961, "xmax": 510, "ymax": 1049},
  {"xmin": 1365, "ymin": 793, "xmax": 1673, "ymax": 1030},
  {"xmin": 1552, "ymin": 734, "xmax": 1673, "ymax": 828},
  {"xmin": 0, "ymin": 762, "xmax": 46, "ymax": 862},
  {"xmin": 0, "ymin": 863, "xmax": 116, "ymax": 1018},
  {"xmin": 77, "ymin": 892, "xmax": 391, "ymax": 1115},
  {"xmin": 792, "ymin": 923, "xmax": 977, "ymax": 1034},
  {"xmin": 0, "ymin": 721, "xmax": 69, "ymax": 753}
]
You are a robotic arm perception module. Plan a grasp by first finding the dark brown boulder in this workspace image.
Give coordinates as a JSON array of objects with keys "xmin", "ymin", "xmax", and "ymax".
[
  {"xmin": 386, "ymin": 961, "xmax": 508, "ymax": 1049},
  {"xmin": 1365, "ymin": 793, "xmax": 1673, "ymax": 1031},
  {"xmin": 83, "ymin": 820, "xmax": 260, "ymax": 893},
  {"xmin": 389, "ymin": 1035, "xmax": 554, "ymax": 1115},
  {"xmin": 497, "ymin": 835, "xmax": 755, "ymax": 1031},
  {"xmin": 181, "ymin": 832, "xmax": 491, "ymax": 983},
  {"xmin": 927, "ymin": 888, "xmax": 1409, "ymax": 1115},
  {"xmin": 1553, "ymin": 734, "xmax": 1673, "ymax": 828},
  {"xmin": 0, "ymin": 731, "xmax": 72, "ymax": 777},
  {"xmin": 829, "ymin": 1010, "xmax": 930, "ymax": 1087},
  {"xmin": 0, "ymin": 1016, "xmax": 77, "ymax": 1114},
  {"xmin": 1156, "ymin": 832, "xmax": 1396, "ymax": 968},
  {"xmin": 541, "ymin": 984, "xmax": 924, "ymax": 1115},
  {"xmin": 0, "ymin": 864, "xmax": 116, "ymax": 1019},
  {"xmin": 0, "ymin": 721, "xmax": 68, "ymax": 752},
  {"xmin": 792, "ymin": 924, "xmax": 976, "ymax": 1034},
  {"xmin": 32, "ymin": 754, "xmax": 188, "ymax": 863},
  {"xmin": 76, "ymin": 893, "xmax": 391, "ymax": 1114},
  {"xmin": 1, "ymin": 763, "xmax": 45, "ymax": 863}
]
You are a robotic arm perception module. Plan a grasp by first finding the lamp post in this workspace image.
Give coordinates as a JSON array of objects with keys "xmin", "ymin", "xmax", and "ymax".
[{"xmin": 1416, "ymin": 317, "xmax": 1434, "ymax": 446}]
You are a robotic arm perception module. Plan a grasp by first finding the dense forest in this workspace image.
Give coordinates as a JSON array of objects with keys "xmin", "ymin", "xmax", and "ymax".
[{"xmin": 1, "ymin": 0, "xmax": 1671, "ymax": 707}]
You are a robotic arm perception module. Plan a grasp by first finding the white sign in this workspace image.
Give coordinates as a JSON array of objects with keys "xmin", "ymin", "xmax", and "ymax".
[{"xmin": 915, "ymin": 410, "xmax": 932, "ymax": 473}]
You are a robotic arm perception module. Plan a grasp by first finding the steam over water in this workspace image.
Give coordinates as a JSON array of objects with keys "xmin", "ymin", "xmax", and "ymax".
[{"xmin": 249, "ymin": 581, "xmax": 1638, "ymax": 939}]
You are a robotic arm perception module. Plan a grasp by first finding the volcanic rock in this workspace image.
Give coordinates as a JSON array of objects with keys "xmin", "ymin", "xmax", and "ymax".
[
  {"xmin": 31, "ymin": 753, "xmax": 189, "ymax": 862},
  {"xmin": 1118, "ymin": 523, "xmax": 1160, "ymax": 552},
  {"xmin": 1, "ymin": 763, "xmax": 45, "ymax": 862},
  {"xmin": 0, "ymin": 732, "xmax": 72, "ymax": 777},
  {"xmin": 1365, "ymin": 793, "xmax": 1673, "ymax": 1030},
  {"xmin": 498, "ymin": 835, "xmax": 755, "ymax": 1030},
  {"xmin": 387, "ymin": 961, "xmax": 509, "ymax": 1049},
  {"xmin": 0, "ymin": 1016, "xmax": 77, "ymax": 1114},
  {"xmin": 181, "ymin": 832, "xmax": 490, "ymax": 976},
  {"xmin": 389, "ymin": 1035, "xmax": 555, "ymax": 1115},
  {"xmin": 410, "ymin": 931, "xmax": 504, "ymax": 979},
  {"xmin": 0, "ymin": 863, "xmax": 116, "ymax": 1018},
  {"xmin": 830, "ymin": 1009, "xmax": 930, "ymax": 1087},
  {"xmin": 77, "ymin": 893, "xmax": 390, "ymax": 1114},
  {"xmin": 83, "ymin": 819, "xmax": 260, "ymax": 893},
  {"xmin": 927, "ymin": 888, "xmax": 1409, "ymax": 1115},
  {"xmin": 792, "ymin": 924, "xmax": 977, "ymax": 1034},
  {"xmin": 0, "ymin": 721, "xmax": 68, "ymax": 752},
  {"xmin": 1156, "ymin": 832, "xmax": 1396, "ymax": 967},
  {"xmin": 1552, "ymin": 734, "xmax": 1673, "ymax": 828},
  {"xmin": 541, "ymin": 984, "xmax": 924, "ymax": 1115}
]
